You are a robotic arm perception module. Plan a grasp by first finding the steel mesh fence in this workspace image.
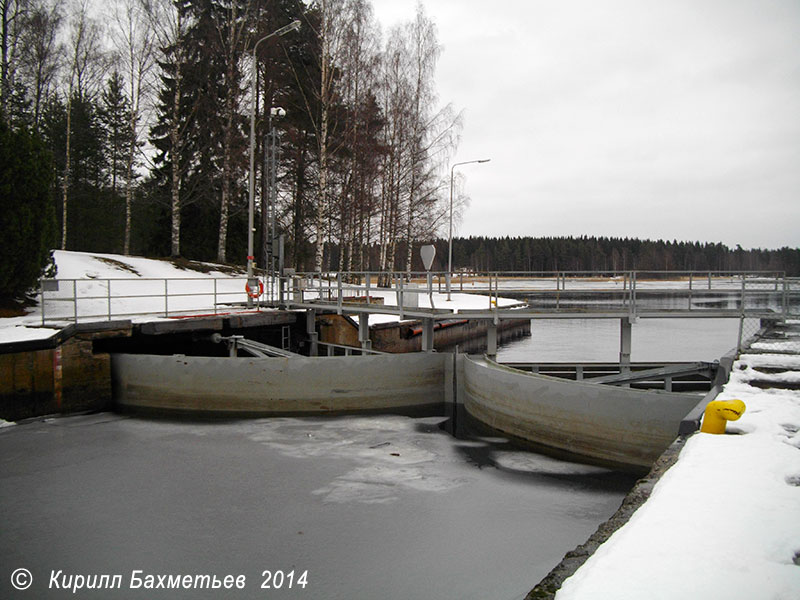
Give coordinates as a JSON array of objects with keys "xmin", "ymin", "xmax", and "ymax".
[{"xmin": 739, "ymin": 317, "xmax": 800, "ymax": 355}]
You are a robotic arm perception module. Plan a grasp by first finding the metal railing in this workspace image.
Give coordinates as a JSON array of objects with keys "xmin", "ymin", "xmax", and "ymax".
[
  {"xmin": 316, "ymin": 340, "xmax": 387, "ymax": 356},
  {"xmin": 38, "ymin": 276, "xmax": 260, "ymax": 325},
  {"xmin": 37, "ymin": 270, "xmax": 800, "ymax": 326},
  {"xmin": 279, "ymin": 270, "xmax": 799, "ymax": 317}
]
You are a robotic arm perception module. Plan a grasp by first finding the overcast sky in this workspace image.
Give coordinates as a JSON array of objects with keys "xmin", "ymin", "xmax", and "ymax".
[{"xmin": 370, "ymin": 0, "xmax": 800, "ymax": 249}]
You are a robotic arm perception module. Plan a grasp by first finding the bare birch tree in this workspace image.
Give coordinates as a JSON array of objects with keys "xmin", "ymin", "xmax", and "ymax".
[
  {"xmin": 60, "ymin": 0, "xmax": 103, "ymax": 249},
  {"xmin": 212, "ymin": 0, "xmax": 252, "ymax": 264},
  {"xmin": 336, "ymin": 0, "xmax": 380, "ymax": 273},
  {"xmin": 144, "ymin": 0, "xmax": 193, "ymax": 257},
  {"xmin": 377, "ymin": 25, "xmax": 411, "ymax": 281},
  {"xmin": 19, "ymin": 0, "xmax": 62, "ymax": 127},
  {"xmin": 112, "ymin": 0, "xmax": 155, "ymax": 254},
  {"xmin": 310, "ymin": 0, "xmax": 348, "ymax": 272},
  {"xmin": 374, "ymin": 5, "xmax": 460, "ymax": 279},
  {"xmin": 401, "ymin": 5, "xmax": 459, "ymax": 275},
  {"xmin": 1, "ymin": 0, "xmax": 27, "ymax": 119}
]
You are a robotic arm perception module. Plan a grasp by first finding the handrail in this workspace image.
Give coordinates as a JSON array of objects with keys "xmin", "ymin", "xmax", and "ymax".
[
  {"xmin": 38, "ymin": 276, "xmax": 266, "ymax": 326},
  {"xmin": 36, "ymin": 271, "xmax": 800, "ymax": 326},
  {"xmin": 316, "ymin": 340, "xmax": 387, "ymax": 356},
  {"xmin": 279, "ymin": 270, "xmax": 800, "ymax": 320}
]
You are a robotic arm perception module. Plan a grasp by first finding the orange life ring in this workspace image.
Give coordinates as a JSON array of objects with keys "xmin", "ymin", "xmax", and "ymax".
[{"xmin": 245, "ymin": 280, "xmax": 264, "ymax": 298}]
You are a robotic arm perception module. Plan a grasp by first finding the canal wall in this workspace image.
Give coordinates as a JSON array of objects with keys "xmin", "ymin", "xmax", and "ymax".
[
  {"xmin": 525, "ymin": 436, "xmax": 689, "ymax": 600},
  {"xmin": 0, "ymin": 321, "xmax": 131, "ymax": 420}
]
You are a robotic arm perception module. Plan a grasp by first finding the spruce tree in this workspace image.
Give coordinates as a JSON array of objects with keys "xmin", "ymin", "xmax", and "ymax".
[
  {"xmin": 98, "ymin": 71, "xmax": 131, "ymax": 196},
  {"xmin": 0, "ymin": 119, "xmax": 56, "ymax": 302}
]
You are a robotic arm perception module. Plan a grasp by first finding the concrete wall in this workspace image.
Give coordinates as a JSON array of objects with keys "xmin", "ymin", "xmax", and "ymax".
[
  {"xmin": 461, "ymin": 355, "xmax": 701, "ymax": 470},
  {"xmin": 113, "ymin": 352, "xmax": 448, "ymax": 415}
]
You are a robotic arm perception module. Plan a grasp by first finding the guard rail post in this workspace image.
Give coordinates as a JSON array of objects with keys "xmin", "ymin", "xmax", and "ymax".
[
  {"xmin": 336, "ymin": 272, "xmax": 343, "ymax": 314},
  {"xmin": 398, "ymin": 274, "xmax": 405, "ymax": 321},
  {"xmin": 783, "ymin": 278, "xmax": 788, "ymax": 318}
]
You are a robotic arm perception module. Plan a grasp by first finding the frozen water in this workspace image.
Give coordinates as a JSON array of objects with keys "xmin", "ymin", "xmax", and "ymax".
[{"xmin": 0, "ymin": 413, "xmax": 634, "ymax": 600}]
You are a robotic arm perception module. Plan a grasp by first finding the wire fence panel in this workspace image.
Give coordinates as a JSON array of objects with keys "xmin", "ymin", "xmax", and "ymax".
[{"xmin": 741, "ymin": 317, "xmax": 800, "ymax": 355}]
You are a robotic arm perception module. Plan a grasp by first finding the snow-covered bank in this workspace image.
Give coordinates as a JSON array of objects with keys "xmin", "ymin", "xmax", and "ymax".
[
  {"xmin": 0, "ymin": 250, "xmax": 519, "ymax": 343},
  {"xmin": 553, "ymin": 350, "xmax": 800, "ymax": 600},
  {"xmin": 0, "ymin": 251, "xmax": 252, "ymax": 342},
  {"xmin": 0, "ymin": 250, "xmax": 532, "ymax": 342}
]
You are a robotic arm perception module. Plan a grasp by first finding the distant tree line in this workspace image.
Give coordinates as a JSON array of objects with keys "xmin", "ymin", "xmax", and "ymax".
[
  {"xmin": 301, "ymin": 236, "xmax": 800, "ymax": 276},
  {"xmin": 437, "ymin": 236, "xmax": 800, "ymax": 275}
]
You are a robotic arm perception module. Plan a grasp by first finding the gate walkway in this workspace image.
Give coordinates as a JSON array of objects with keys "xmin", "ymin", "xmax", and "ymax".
[{"xmin": 278, "ymin": 270, "xmax": 799, "ymax": 322}]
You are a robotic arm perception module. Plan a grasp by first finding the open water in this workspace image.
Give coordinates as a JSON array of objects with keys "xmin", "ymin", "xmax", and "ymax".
[{"xmin": 498, "ymin": 317, "xmax": 744, "ymax": 363}]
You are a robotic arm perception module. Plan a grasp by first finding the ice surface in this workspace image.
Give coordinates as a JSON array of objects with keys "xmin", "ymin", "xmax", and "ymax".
[{"xmin": 0, "ymin": 413, "xmax": 633, "ymax": 600}]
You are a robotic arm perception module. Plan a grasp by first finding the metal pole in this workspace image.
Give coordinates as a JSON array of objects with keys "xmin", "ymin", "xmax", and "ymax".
[
  {"xmin": 270, "ymin": 116, "xmax": 278, "ymax": 282},
  {"xmin": 447, "ymin": 166, "xmax": 455, "ymax": 300},
  {"xmin": 447, "ymin": 159, "xmax": 490, "ymax": 300},
  {"xmin": 246, "ymin": 21, "xmax": 300, "ymax": 307}
]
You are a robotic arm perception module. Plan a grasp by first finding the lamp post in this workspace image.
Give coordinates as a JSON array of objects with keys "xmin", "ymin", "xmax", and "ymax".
[
  {"xmin": 247, "ymin": 20, "xmax": 301, "ymax": 307},
  {"xmin": 447, "ymin": 158, "xmax": 490, "ymax": 300}
]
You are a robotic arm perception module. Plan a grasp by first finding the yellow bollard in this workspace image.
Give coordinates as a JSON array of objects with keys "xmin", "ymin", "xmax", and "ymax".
[{"xmin": 700, "ymin": 399, "xmax": 746, "ymax": 434}]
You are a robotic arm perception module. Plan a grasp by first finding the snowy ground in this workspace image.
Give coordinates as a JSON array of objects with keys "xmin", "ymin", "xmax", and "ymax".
[
  {"xmin": 3, "ymin": 251, "xmax": 792, "ymax": 343},
  {"xmin": 554, "ymin": 343, "xmax": 800, "ymax": 600},
  {"xmin": 0, "ymin": 251, "xmax": 251, "ymax": 342},
  {"xmin": 0, "ymin": 251, "xmax": 520, "ymax": 342}
]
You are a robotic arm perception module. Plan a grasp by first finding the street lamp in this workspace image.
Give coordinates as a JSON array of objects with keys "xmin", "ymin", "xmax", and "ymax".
[
  {"xmin": 447, "ymin": 158, "xmax": 490, "ymax": 300},
  {"xmin": 247, "ymin": 19, "xmax": 301, "ymax": 307}
]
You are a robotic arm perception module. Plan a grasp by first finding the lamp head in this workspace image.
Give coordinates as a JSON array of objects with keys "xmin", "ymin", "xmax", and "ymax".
[{"xmin": 275, "ymin": 20, "xmax": 301, "ymax": 37}]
